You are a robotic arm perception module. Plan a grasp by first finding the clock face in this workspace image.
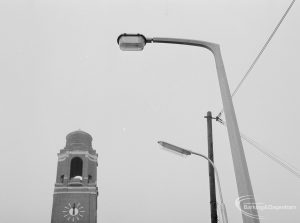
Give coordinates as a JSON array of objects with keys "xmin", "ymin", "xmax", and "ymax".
[{"xmin": 62, "ymin": 202, "xmax": 85, "ymax": 222}]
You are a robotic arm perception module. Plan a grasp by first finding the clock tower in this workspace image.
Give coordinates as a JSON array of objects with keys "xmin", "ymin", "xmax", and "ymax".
[{"xmin": 51, "ymin": 130, "xmax": 98, "ymax": 223}]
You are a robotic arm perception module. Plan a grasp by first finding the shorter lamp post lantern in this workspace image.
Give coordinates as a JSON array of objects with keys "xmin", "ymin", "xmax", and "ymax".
[{"xmin": 157, "ymin": 141, "xmax": 228, "ymax": 223}]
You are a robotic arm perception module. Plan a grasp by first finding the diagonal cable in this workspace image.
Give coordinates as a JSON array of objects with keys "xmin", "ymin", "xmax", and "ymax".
[
  {"xmin": 217, "ymin": 0, "xmax": 297, "ymax": 118},
  {"xmin": 241, "ymin": 133, "xmax": 300, "ymax": 178},
  {"xmin": 217, "ymin": 118, "xmax": 300, "ymax": 179}
]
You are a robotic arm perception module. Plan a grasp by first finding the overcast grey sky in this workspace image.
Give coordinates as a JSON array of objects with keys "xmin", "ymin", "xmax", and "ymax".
[{"xmin": 0, "ymin": 0, "xmax": 299, "ymax": 222}]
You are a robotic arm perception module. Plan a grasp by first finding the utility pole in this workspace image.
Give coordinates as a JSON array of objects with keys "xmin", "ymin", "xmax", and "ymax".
[{"xmin": 205, "ymin": 111, "xmax": 218, "ymax": 223}]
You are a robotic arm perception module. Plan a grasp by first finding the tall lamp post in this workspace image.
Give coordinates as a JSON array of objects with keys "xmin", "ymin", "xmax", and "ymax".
[
  {"xmin": 117, "ymin": 33, "xmax": 260, "ymax": 223},
  {"xmin": 158, "ymin": 141, "xmax": 228, "ymax": 223}
]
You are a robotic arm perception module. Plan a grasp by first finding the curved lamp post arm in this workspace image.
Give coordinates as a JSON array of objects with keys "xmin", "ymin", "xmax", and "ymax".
[
  {"xmin": 191, "ymin": 152, "xmax": 224, "ymax": 202},
  {"xmin": 150, "ymin": 37, "xmax": 218, "ymax": 53},
  {"xmin": 191, "ymin": 151, "xmax": 228, "ymax": 223}
]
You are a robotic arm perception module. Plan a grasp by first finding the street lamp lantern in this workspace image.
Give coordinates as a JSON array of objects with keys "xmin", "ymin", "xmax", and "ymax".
[
  {"xmin": 117, "ymin": 33, "xmax": 148, "ymax": 51},
  {"xmin": 157, "ymin": 141, "xmax": 192, "ymax": 156}
]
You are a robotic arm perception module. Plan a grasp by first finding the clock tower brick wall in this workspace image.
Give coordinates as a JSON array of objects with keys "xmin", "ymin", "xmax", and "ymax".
[{"xmin": 51, "ymin": 130, "xmax": 98, "ymax": 223}]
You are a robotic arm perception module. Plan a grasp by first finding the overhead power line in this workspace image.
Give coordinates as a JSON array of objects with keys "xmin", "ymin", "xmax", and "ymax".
[
  {"xmin": 217, "ymin": 118, "xmax": 300, "ymax": 179},
  {"xmin": 217, "ymin": 0, "xmax": 297, "ymax": 118},
  {"xmin": 241, "ymin": 133, "xmax": 300, "ymax": 178}
]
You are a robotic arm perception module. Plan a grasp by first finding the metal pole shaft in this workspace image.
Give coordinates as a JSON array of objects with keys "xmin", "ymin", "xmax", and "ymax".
[
  {"xmin": 213, "ymin": 47, "xmax": 259, "ymax": 222},
  {"xmin": 206, "ymin": 111, "xmax": 218, "ymax": 223}
]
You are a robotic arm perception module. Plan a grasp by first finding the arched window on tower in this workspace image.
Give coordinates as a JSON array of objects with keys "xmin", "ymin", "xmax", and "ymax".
[{"xmin": 70, "ymin": 157, "xmax": 83, "ymax": 180}]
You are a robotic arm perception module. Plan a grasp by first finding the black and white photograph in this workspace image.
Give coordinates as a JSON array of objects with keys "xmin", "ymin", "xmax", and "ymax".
[{"xmin": 0, "ymin": 0, "xmax": 299, "ymax": 222}]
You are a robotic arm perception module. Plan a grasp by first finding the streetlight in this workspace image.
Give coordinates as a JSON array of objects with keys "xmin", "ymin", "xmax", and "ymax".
[
  {"xmin": 158, "ymin": 141, "xmax": 228, "ymax": 223},
  {"xmin": 117, "ymin": 33, "xmax": 260, "ymax": 223}
]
